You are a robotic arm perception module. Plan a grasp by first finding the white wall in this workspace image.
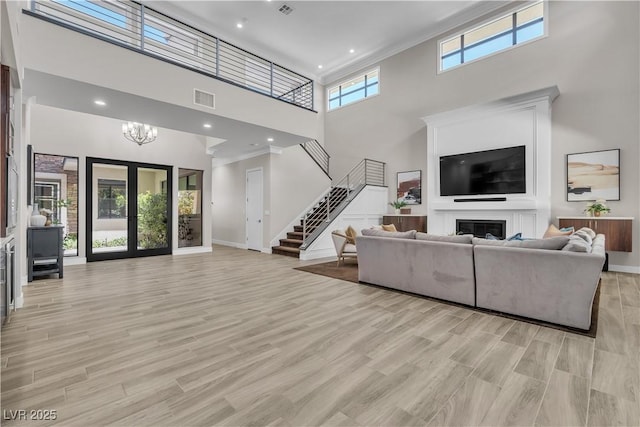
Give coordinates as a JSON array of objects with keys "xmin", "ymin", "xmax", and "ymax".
[
  {"xmin": 28, "ymin": 104, "xmax": 213, "ymax": 259},
  {"xmin": 212, "ymin": 145, "xmax": 331, "ymax": 250},
  {"xmin": 324, "ymin": 1, "xmax": 640, "ymax": 270},
  {"xmin": 21, "ymin": 13, "xmax": 323, "ymax": 140}
]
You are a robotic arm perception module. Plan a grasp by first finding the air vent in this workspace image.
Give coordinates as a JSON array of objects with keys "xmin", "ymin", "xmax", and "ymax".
[
  {"xmin": 193, "ymin": 89, "xmax": 215, "ymax": 109},
  {"xmin": 278, "ymin": 4, "xmax": 294, "ymax": 15}
]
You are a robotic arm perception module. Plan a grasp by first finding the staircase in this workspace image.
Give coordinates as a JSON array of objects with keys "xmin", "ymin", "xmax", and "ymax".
[
  {"xmin": 271, "ymin": 187, "xmax": 350, "ymax": 257},
  {"xmin": 272, "ymin": 159, "xmax": 386, "ymax": 258}
]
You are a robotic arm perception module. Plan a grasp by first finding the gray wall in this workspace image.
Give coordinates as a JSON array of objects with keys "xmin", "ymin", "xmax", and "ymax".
[{"xmin": 324, "ymin": 1, "xmax": 639, "ymax": 269}]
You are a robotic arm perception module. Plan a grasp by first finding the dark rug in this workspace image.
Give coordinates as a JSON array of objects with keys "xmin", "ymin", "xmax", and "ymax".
[{"xmin": 294, "ymin": 260, "xmax": 599, "ymax": 338}]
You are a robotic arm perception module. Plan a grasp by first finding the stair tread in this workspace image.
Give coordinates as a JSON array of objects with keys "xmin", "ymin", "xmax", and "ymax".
[
  {"xmin": 280, "ymin": 238, "xmax": 304, "ymax": 244},
  {"xmin": 272, "ymin": 246, "xmax": 301, "ymax": 253}
]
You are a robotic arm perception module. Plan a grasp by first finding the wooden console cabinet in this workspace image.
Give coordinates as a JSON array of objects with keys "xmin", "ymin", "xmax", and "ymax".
[
  {"xmin": 382, "ymin": 215, "xmax": 427, "ymax": 232},
  {"xmin": 558, "ymin": 217, "xmax": 633, "ymax": 252},
  {"xmin": 27, "ymin": 226, "xmax": 64, "ymax": 282}
]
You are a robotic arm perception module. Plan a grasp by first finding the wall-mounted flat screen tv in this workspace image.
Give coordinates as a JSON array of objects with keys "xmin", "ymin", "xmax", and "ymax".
[{"xmin": 440, "ymin": 145, "xmax": 526, "ymax": 197}]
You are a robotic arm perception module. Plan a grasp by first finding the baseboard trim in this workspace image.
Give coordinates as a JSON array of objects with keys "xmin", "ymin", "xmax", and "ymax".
[
  {"xmin": 299, "ymin": 248, "xmax": 336, "ymax": 261},
  {"xmin": 212, "ymin": 239, "xmax": 248, "ymax": 250},
  {"xmin": 261, "ymin": 247, "xmax": 272, "ymax": 254},
  {"xmin": 173, "ymin": 246, "xmax": 212, "ymax": 256},
  {"xmin": 608, "ymin": 264, "xmax": 640, "ymax": 274},
  {"xmin": 64, "ymin": 257, "xmax": 87, "ymax": 266}
]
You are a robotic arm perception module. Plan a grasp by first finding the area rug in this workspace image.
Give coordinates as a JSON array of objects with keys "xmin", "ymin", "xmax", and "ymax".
[{"xmin": 294, "ymin": 261, "xmax": 599, "ymax": 338}]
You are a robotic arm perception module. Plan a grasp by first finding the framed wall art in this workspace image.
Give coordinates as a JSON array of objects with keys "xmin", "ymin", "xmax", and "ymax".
[
  {"xmin": 397, "ymin": 170, "xmax": 422, "ymax": 205},
  {"xmin": 567, "ymin": 149, "xmax": 620, "ymax": 201}
]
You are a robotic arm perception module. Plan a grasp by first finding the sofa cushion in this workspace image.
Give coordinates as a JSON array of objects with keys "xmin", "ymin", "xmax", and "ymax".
[
  {"xmin": 473, "ymin": 236, "xmax": 569, "ymax": 250},
  {"xmin": 543, "ymin": 224, "xmax": 573, "ymax": 238},
  {"xmin": 361, "ymin": 228, "xmax": 416, "ymax": 239},
  {"xmin": 562, "ymin": 235, "xmax": 592, "ymax": 253},
  {"xmin": 381, "ymin": 224, "xmax": 397, "ymax": 232},
  {"xmin": 416, "ymin": 233, "xmax": 473, "ymax": 244}
]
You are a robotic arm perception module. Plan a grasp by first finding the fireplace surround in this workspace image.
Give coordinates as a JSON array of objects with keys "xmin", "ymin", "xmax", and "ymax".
[{"xmin": 456, "ymin": 219, "xmax": 506, "ymax": 239}]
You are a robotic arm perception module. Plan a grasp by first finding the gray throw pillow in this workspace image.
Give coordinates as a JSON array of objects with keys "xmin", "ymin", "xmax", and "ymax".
[
  {"xmin": 573, "ymin": 230, "xmax": 593, "ymax": 245},
  {"xmin": 361, "ymin": 228, "xmax": 417, "ymax": 239},
  {"xmin": 416, "ymin": 233, "xmax": 473, "ymax": 244},
  {"xmin": 562, "ymin": 235, "xmax": 592, "ymax": 252},
  {"xmin": 577, "ymin": 227, "xmax": 596, "ymax": 239}
]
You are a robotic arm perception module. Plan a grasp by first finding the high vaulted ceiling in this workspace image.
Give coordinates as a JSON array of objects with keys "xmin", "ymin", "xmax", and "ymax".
[{"xmin": 146, "ymin": 1, "xmax": 505, "ymax": 84}]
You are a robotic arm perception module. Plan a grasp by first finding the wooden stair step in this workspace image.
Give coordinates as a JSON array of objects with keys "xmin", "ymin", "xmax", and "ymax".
[
  {"xmin": 271, "ymin": 246, "xmax": 301, "ymax": 258},
  {"xmin": 279, "ymin": 238, "xmax": 304, "ymax": 248},
  {"xmin": 287, "ymin": 231, "xmax": 308, "ymax": 239}
]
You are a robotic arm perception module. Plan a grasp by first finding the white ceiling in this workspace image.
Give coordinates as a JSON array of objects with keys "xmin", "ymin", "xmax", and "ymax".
[
  {"xmin": 145, "ymin": 1, "xmax": 505, "ymax": 83},
  {"xmin": 26, "ymin": 1, "xmax": 509, "ymax": 160}
]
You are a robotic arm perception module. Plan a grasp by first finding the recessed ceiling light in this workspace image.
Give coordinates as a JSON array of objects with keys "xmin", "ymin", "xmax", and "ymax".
[
  {"xmin": 236, "ymin": 22, "xmax": 243, "ymax": 29},
  {"xmin": 317, "ymin": 65, "xmax": 323, "ymax": 69},
  {"xmin": 267, "ymin": 137, "xmax": 274, "ymax": 142},
  {"xmin": 94, "ymin": 99, "xmax": 106, "ymax": 106},
  {"xmin": 250, "ymin": 143, "xmax": 259, "ymax": 146},
  {"xmin": 237, "ymin": 18, "xmax": 248, "ymax": 29},
  {"xmin": 203, "ymin": 123, "xmax": 212, "ymax": 128},
  {"xmin": 349, "ymin": 49, "xmax": 355, "ymax": 54}
]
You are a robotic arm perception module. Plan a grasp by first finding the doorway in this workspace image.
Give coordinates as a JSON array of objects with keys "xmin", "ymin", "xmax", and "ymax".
[
  {"xmin": 246, "ymin": 168, "xmax": 263, "ymax": 251},
  {"xmin": 86, "ymin": 158, "xmax": 172, "ymax": 261}
]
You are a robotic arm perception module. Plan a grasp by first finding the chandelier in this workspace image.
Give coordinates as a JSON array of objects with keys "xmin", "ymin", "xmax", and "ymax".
[{"xmin": 122, "ymin": 122, "xmax": 158, "ymax": 146}]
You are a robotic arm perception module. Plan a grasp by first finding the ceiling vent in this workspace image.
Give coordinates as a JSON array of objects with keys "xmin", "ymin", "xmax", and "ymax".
[
  {"xmin": 193, "ymin": 89, "xmax": 215, "ymax": 109},
  {"xmin": 278, "ymin": 4, "xmax": 294, "ymax": 15}
]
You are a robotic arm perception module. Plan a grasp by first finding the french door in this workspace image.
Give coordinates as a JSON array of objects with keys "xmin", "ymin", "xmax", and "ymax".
[{"xmin": 86, "ymin": 158, "xmax": 172, "ymax": 261}]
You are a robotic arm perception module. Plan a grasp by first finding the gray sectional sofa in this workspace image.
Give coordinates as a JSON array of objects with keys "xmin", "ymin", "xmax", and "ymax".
[{"xmin": 356, "ymin": 230, "xmax": 606, "ymax": 330}]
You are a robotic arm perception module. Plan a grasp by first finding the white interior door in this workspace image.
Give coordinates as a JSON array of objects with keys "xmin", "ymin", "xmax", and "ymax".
[{"xmin": 246, "ymin": 168, "xmax": 263, "ymax": 251}]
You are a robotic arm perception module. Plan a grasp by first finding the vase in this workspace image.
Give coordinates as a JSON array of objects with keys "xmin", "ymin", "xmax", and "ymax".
[
  {"xmin": 395, "ymin": 209, "xmax": 400, "ymax": 215},
  {"xmin": 594, "ymin": 211, "xmax": 601, "ymax": 217},
  {"xmin": 30, "ymin": 214, "xmax": 46, "ymax": 227}
]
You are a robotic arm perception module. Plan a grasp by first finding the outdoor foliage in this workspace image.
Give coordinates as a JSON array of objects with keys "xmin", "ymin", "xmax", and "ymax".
[{"xmin": 137, "ymin": 191, "xmax": 168, "ymax": 249}]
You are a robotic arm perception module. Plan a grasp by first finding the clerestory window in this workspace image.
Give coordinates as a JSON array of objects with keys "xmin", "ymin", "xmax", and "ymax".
[{"xmin": 439, "ymin": 2, "xmax": 546, "ymax": 72}]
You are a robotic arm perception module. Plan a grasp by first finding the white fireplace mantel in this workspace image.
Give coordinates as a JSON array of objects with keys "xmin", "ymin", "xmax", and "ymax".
[{"xmin": 422, "ymin": 86, "xmax": 559, "ymax": 238}]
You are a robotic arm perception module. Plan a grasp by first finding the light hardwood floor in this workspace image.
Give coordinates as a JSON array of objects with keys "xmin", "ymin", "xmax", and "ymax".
[{"xmin": 1, "ymin": 245, "xmax": 638, "ymax": 426}]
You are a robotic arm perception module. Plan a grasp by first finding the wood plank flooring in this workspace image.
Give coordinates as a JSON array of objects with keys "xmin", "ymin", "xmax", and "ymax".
[{"xmin": 1, "ymin": 245, "xmax": 638, "ymax": 426}]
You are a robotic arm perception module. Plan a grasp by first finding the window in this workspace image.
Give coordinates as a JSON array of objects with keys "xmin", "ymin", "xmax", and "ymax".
[
  {"xmin": 98, "ymin": 179, "xmax": 127, "ymax": 219},
  {"xmin": 328, "ymin": 68, "xmax": 379, "ymax": 111},
  {"xmin": 439, "ymin": 2, "xmax": 545, "ymax": 71}
]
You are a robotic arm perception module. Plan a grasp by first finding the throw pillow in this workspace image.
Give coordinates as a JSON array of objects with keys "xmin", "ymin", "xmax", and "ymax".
[
  {"xmin": 572, "ymin": 230, "xmax": 593, "ymax": 245},
  {"xmin": 485, "ymin": 233, "xmax": 501, "ymax": 240},
  {"xmin": 543, "ymin": 224, "xmax": 573, "ymax": 238},
  {"xmin": 361, "ymin": 228, "xmax": 417, "ymax": 239},
  {"xmin": 560, "ymin": 226, "xmax": 575, "ymax": 233},
  {"xmin": 577, "ymin": 227, "xmax": 596, "ymax": 239},
  {"xmin": 381, "ymin": 224, "xmax": 397, "ymax": 232},
  {"xmin": 344, "ymin": 225, "xmax": 357, "ymax": 244},
  {"xmin": 562, "ymin": 235, "xmax": 592, "ymax": 252},
  {"xmin": 507, "ymin": 232, "xmax": 523, "ymax": 241},
  {"xmin": 416, "ymin": 233, "xmax": 473, "ymax": 244}
]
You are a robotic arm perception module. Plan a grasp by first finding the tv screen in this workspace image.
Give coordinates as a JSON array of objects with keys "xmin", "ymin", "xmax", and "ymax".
[{"xmin": 440, "ymin": 146, "xmax": 526, "ymax": 197}]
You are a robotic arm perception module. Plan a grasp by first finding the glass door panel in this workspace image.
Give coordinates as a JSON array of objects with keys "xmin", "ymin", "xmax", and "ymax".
[
  {"xmin": 87, "ymin": 158, "xmax": 172, "ymax": 262},
  {"xmin": 137, "ymin": 167, "xmax": 169, "ymax": 251},
  {"xmin": 91, "ymin": 163, "xmax": 129, "ymax": 255}
]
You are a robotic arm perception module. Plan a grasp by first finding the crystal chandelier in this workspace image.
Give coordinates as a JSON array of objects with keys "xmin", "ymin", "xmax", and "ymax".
[{"xmin": 122, "ymin": 122, "xmax": 158, "ymax": 146}]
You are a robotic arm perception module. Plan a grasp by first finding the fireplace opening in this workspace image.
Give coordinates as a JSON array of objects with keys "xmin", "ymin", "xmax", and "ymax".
[{"xmin": 456, "ymin": 219, "xmax": 506, "ymax": 239}]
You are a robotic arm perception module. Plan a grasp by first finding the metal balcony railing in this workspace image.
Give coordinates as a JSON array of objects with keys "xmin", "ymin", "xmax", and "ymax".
[
  {"xmin": 26, "ymin": 0, "xmax": 314, "ymax": 111},
  {"xmin": 301, "ymin": 158, "xmax": 386, "ymax": 249}
]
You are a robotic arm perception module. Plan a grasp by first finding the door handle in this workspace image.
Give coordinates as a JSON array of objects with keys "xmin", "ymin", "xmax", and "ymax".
[{"xmin": 258, "ymin": 219, "xmax": 262, "ymax": 223}]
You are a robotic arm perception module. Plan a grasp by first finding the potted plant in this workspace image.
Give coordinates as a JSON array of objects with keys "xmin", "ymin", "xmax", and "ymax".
[
  {"xmin": 389, "ymin": 200, "xmax": 409, "ymax": 215},
  {"xmin": 584, "ymin": 199, "xmax": 611, "ymax": 217}
]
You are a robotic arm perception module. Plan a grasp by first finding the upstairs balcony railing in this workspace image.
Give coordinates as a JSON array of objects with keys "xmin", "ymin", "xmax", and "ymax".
[{"xmin": 27, "ymin": 0, "xmax": 314, "ymax": 111}]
